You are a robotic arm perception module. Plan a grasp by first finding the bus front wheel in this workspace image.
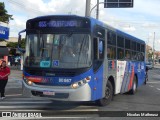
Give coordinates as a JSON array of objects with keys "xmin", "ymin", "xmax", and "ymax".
[{"xmin": 96, "ymin": 80, "xmax": 113, "ymax": 106}]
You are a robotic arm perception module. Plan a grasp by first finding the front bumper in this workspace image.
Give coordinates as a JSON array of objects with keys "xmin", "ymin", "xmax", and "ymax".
[{"xmin": 22, "ymin": 80, "xmax": 92, "ymax": 101}]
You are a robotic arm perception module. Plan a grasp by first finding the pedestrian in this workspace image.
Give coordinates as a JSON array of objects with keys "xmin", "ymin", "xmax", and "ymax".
[
  {"xmin": 145, "ymin": 66, "xmax": 149, "ymax": 84},
  {"xmin": 0, "ymin": 60, "xmax": 10, "ymax": 99},
  {"xmin": 15, "ymin": 57, "xmax": 18, "ymax": 66}
]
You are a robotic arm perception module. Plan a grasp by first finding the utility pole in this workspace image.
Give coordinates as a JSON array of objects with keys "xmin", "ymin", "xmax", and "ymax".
[
  {"xmin": 146, "ymin": 37, "xmax": 149, "ymax": 62},
  {"xmin": 153, "ymin": 32, "xmax": 155, "ymax": 68},
  {"xmin": 85, "ymin": 0, "xmax": 91, "ymax": 17},
  {"xmin": 96, "ymin": 0, "xmax": 99, "ymax": 20}
]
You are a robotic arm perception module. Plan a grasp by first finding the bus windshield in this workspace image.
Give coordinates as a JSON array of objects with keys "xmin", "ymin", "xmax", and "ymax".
[{"xmin": 24, "ymin": 33, "xmax": 92, "ymax": 68}]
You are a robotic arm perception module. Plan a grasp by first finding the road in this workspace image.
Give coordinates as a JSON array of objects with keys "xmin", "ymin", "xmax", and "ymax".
[{"xmin": 0, "ymin": 65, "xmax": 160, "ymax": 119}]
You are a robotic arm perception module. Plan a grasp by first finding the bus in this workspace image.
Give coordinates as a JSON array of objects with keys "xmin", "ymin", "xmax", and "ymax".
[{"xmin": 18, "ymin": 15, "xmax": 146, "ymax": 106}]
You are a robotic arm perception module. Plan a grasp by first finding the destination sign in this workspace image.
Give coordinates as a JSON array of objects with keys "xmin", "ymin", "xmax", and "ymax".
[
  {"xmin": 38, "ymin": 20, "xmax": 79, "ymax": 28},
  {"xmin": 27, "ymin": 18, "xmax": 90, "ymax": 29}
]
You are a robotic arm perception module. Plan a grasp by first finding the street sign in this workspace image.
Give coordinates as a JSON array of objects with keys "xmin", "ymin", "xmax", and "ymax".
[
  {"xmin": 104, "ymin": 0, "xmax": 133, "ymax": 8},
  {"xmin": 0, "ymin": 22, "xmax": 9, "ymax": 40}
]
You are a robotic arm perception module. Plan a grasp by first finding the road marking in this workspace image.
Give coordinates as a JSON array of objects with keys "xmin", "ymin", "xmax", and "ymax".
[
  {"xmin": 0, "ymin": 109, "xmax": 98, "ymax": 112},
  {"xmin": 157, "ymin": 88, "xmax": 160, "ymax": 91},
  {"xmin": 147, "ymin": 81, "xmax": 160, "ymax": 84},
  {"xmin": 0, "ymin": 101, "xmax": 53, "ymax": 104},
  {"xmin": 149, "ymin": 85, "xmax": 154, "ymax": 87},
  {"xmin": 6, "ymin": 94, "xmax": 22, "ymax": 97},
  {"xmin": 0, "ymin": 105, "xmax": 98, "ymax": 111}
]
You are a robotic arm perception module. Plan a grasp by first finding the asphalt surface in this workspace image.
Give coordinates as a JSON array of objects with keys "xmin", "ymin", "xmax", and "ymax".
[{"xmin": 0, "ymin": 64, "xmax": 160, "ymax": 119}]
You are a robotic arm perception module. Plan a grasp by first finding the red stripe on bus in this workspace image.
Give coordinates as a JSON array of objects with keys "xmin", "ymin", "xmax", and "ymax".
[{"xmin": 128, "ymin": 65, "xmax": 134, "ymax": 90}]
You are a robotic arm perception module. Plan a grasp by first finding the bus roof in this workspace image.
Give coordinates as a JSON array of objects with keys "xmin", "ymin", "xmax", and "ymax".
[
  {"xmin": 34, "ymin": 15, "xmax": 85, "ymax": 19},
  {"xmin": 28, "ymin": 15, "xmax": 145, "ymax": 44},
  {"xmin": 89, "ymin": 17, "xmax": 145, "ymax": 44}
]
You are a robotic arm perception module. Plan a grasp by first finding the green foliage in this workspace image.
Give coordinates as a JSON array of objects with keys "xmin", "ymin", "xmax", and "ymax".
[
  {"xmin": 6, "ymin": 42, "xmax": 18, "ymax": 48},
  {"xmin": 0, "ymin": 38, "xmax": 5, "ymax": 41},
  {"xmin": 0, "ymin": 2, "xmax": 13, "ymax": 23},
  {"xmin": 21, "ymin": 38, "xmax": 26, "ymax": 48},
  {"xmin": 6, "ymin": 38, "xmax": 25, "ymax": 48},
  {"xmin": 9, "ymin": 48, "xmax": 16, "ymax": 55}
]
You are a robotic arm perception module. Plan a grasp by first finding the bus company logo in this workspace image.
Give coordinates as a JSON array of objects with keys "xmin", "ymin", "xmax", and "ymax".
[
  {"xmin": 118, "ymin": 62, "xmax": 125, "ymax": 65},
  {"xmin": 42, "ymin": 77, "xmax": 53, "ymax": 83}
]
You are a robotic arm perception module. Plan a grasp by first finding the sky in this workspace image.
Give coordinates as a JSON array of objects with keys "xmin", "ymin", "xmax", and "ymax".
[{"xmin": 1, "ymin": 0, "xmax": 160, "ymax": 51}]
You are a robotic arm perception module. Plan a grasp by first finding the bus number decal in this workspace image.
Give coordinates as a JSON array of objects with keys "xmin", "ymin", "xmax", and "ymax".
[
  {"xmin": 59, "ymin": 78, "xmax": 72, "ymax": 83},
  {"xmin": 39, "ymin": 21, "xmax": 47, "ymax": 27}
]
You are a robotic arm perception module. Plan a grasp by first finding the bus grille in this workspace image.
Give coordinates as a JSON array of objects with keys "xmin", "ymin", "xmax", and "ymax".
[{"xmin": 26, "ymin": 70, "xmax": 76, "ymax": 77}]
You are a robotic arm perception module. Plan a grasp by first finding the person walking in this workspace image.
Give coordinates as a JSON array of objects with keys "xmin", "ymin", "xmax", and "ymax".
[
  {"xmin": 145, "ymin": 66, "xmax": 149, "ymax": 85},
  {"xmin": 0, "ymin": 60, "xmax": 10, "ymax": 99}
]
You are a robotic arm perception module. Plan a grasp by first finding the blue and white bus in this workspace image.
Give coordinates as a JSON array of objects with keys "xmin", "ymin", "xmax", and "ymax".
[{"xmin": 18, "ymin": 15, "xmax": 146, "ymax": 106}]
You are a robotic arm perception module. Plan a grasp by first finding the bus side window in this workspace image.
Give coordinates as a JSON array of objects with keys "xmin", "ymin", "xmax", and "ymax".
[
  {"xmin": 125, "ymin": 50, "xmax": 131, "ymax": 60},
  {"xmin": 107, "ymin": 46, "xmax": 116, "ymax": 59},
  {"xmin": 98, "ymin": 40, "xmax": 104, "ymax": 59},
  {"xmin": 107, "ymin": 47, "xmax": 111, "ymax": 58},
  {"xmin": 117, "ymin": 48, "xmax": 124, "ymax": 59}
]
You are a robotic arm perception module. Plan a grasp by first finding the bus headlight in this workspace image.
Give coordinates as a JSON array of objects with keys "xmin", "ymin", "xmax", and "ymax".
[
  {"xmin": 23, "ymin": 76, "xmax": 33, "ymax": 86},
  {"xmin": 28, "ymin": 80, "xmax": 33, "ymax": 85},
  {"xmin": 71, "ymin": 76, "xmax": 91, "ymax": 89},
  {"xmin": 72, "ymin": 83, "xmax": 79, "ymax": 89}
]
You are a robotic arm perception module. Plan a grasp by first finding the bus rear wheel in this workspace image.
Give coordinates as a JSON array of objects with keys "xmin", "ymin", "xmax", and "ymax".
[{"xmin": 96, "ymin": 80, "xmax": 113, "ymax": 106}]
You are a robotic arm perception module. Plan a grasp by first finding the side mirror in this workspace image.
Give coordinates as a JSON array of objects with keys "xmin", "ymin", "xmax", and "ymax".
[
  {"xmin": 94, "ymin": 37, "xmax": 99, "ymax": 60},
  {"xmin": 18, "ymin": 30, "xmax": 26, "ymax": 53},
  {"xmin": 18, "ymin": 34, "xmax": 21, "ymax": 45}
]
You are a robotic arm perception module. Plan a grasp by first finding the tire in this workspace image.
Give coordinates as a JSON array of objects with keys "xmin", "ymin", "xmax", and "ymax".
[
  {"xmin": 129, "ymin": 76, "xmax": 137, "ymax": 95},
  {"xmin": 96, "ymin": 80, "xmax": 113, "ymax": 106}
]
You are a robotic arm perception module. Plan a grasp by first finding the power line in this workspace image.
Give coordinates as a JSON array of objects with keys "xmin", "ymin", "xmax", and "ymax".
[{"xmin": 7, "ymin": 0, "xmax": 44, "ymax": 15}]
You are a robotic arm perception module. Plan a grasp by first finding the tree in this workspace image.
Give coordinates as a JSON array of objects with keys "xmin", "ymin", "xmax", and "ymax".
[
  {"xmin": 0, "ymin": 2, "xmax": 13, "ymax": 23},
  {"xmin": 0, "ymin": 2, "xmax": 13, "ymax": 41},
  {"xmin": 6, "ymin": 42, "xmax": 18, "ymax": 48},
  {"xmin": 6, "ymin": 38, "xmax": 25, "ymax": 56},
  {"xmin": 20, "ymin": 38, "xmax": 26, "ymax": 48},
  {"xmin": 6, "ymin": 38, "xmax": 25, "ymax": 48}
]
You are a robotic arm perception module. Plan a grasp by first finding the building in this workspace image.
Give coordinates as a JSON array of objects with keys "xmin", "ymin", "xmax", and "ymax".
[
  {"xmin": 0, "ymin": 37, "xmax": 18, "ymax": 46},
  {"xmin": 0, "ymin": 37, "xmax": 18, "ymax": 63}
]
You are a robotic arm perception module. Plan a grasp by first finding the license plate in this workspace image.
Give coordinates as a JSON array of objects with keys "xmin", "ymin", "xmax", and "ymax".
[{"xmin": 43, "ymin": 91, "xmax": 55, "ymax": 96}]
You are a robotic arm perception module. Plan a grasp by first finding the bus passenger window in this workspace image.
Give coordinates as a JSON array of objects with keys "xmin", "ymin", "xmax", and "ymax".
[
  {"xmin": 125, "ymin": 50, "xmax": 131, "ymax": 60},
  {"xmin": 131, "ymin": 51, "xmax": 136, "ymax": 60},
  {"xmin": 117, "ymin": 48, "xmax": 124, "ymax": 59},
  {"xmin": 107, "ymin": 31, "xmax": 116, "ymax": 45},
  {"xmin": 107, "ymin": 46, "xmax": 116, "ymax": 59},
  {"xmin": 107, "ymin": 47, "xmax": 111, "ymax": 58}
]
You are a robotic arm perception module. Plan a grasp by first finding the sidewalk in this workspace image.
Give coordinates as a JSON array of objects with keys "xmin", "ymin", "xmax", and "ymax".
[
  {"xmin": 7, "ymin": 69, "xmax": 22, "ymax": 88},
  {"xmin": 9, "ymin": 69, "xmax": 22, "ymax": 81},
  {"xmin": 5, "ymin": 69, "xmax": 22, "ymax": 97},
  {"xmin": 153, "ymin": 64, "xmax": 160, "ymax": 69}
]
